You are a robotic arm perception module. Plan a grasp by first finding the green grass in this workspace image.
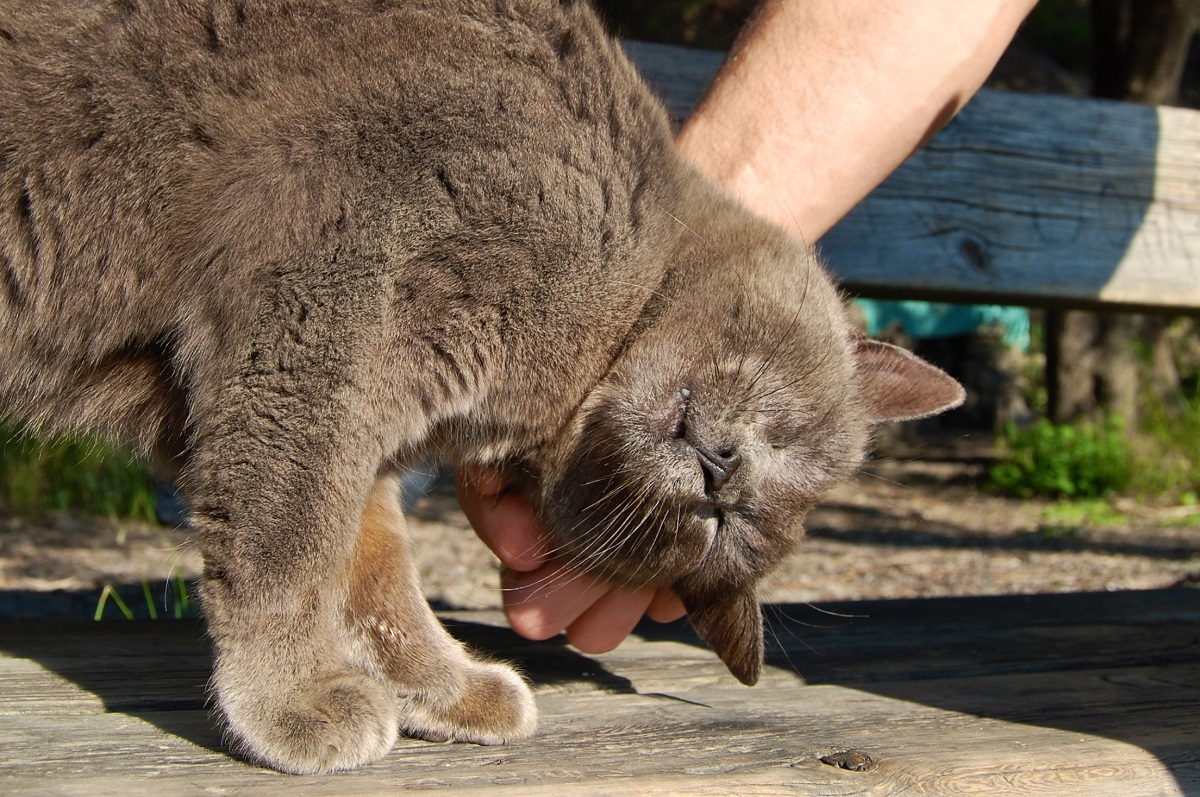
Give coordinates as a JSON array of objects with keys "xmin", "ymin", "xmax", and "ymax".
[
  {"xmin": 1040, "ymin": 498, "xmax": 1129, "ymax": 528},
  {"xmin": 94, "ymin": 575, "xmax": 195, "ymax": 621},
  {"xmin": 0, "ymin": 421, "xmax": 190, "ymax": 621},
  {"xmin": 0, "ymin": 421, "xmax": 158, "ymax": 523},
  {"xmin": 1025, "ymin": 500, "xmax": 1146, "ymax": 541},
  {"xmin": 1129, "ymin": 388, "xmax": 1200, "ymax": 502},
  {"xmin": 991, "ymin": 384, "xmax": 1200, "ymax": 504},
  {"xmin": 990, "ymin": 417, "xmax": 1132, "ymax": 499}
]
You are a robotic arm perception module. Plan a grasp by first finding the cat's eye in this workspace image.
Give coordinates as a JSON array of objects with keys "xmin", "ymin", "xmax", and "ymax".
[
  {"xmin": 764, "ymin": 418, "xmax": 803, "ymax": 450},
  {"xmin": 668, "ymin": 388, "xmax": 691, "ymax": 439}
]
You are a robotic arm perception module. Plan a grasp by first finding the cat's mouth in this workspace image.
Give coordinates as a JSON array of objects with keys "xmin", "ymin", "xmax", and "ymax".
[{"xmin": 690, "ymin": 502, "xmax": 721, "ymax": 564}]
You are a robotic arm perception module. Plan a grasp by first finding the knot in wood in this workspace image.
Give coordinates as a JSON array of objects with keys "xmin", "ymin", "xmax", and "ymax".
[
  {"xmin": 818, "ymin": 749, "xmax": 877, "ymax": 772},
  {"xmin": 958, "ymin": 233, "xmax": 991, "ymax": 272}
]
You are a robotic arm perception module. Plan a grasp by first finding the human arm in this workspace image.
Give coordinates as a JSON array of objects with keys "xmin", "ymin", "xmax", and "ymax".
[{"xmin": 676, "ymin": 0, "xmax": 1038, "ymax": 241}]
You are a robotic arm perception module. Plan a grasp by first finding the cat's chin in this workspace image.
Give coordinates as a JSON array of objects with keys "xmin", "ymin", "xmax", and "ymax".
[{"xmin": 695, "ymin": 506, "xmax": 720, "ymax": 560}]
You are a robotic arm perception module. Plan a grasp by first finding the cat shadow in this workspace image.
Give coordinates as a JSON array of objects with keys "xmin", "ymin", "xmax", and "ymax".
[
  {"xmin": 0, "ymin": 610, "xmax": 227, "ymax": 756},
  {"xmin": 634, "ymin": 589, "xmax": 1200, "ymax": 796},
  {"xmin": 438, "ymin": 612, "xmax": 639, "ymax": 695},
  {"xmin": 0, "ymin": 593, "xmax": 634, "ymax": 761}
]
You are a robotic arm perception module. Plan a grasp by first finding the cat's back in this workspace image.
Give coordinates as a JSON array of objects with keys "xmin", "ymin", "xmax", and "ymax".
[
  {"xmin": 0, "ymin": 0, "xmax": 675, "ymax": 343},
  {"xmin": 0, "ymin": 0, "xmax": 669, "ymax": 225},
  {"xmin": 0, "ymin": 0, "xmax": 685, "ymax": 447}
]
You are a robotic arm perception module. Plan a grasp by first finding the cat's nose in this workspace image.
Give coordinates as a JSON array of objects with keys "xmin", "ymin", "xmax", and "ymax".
[{"xmin": 697, "ymin": 445, "xmax": 742, "ymax": 493}]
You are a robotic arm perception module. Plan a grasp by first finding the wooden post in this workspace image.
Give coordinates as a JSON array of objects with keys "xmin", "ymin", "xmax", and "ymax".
[{"xmin": 1045, "ymin": 0, "xmax": 1200, "ymax": 423}]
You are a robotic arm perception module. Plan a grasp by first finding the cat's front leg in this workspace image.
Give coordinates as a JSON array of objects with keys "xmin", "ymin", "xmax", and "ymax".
[
  {"xmin": 183, "ymin": 372, "xmax": 532, "ymax": 770},
  {"xmin": 189, "ymin": 426, "xmax": 405, "ymax": 774},
  {"xmin": 176, "ymin": 292, "xmax": 421, "ymax": 774},
  {"xmin": 195, "ymin": 464, "xmax": 536, "ymax": 774},
  {"xmin": 346, "ymin": 472, "xmax": 537, "ymax": 746},
  {"xmin": 176, "ymin": 257, "xmax": 538, "ymax": 771}
]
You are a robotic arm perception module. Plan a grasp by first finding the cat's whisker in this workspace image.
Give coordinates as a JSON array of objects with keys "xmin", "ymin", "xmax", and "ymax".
[
  {"xmin": 761, "ymin": 604, "xmax": 820, "ymax": 669},
  {"xmin": 519, "ymin": 504, "xmax": 651, "ymax": 597},
  {"xmin": 644, "ymin": 512, "xmax": 690, "ymax": 590},
  {"xmin": 565, "ymin": 490, "xmax": 654, "ymax": 578},
  {"xmin": 578, "ymin": 476, "xmax": 667, "ymax": 571},
  {"xmin": 781, "ymin": 197, "xmax": 812, "ymax": 250},
  {"xmin": 780, "ymin": 600, "xmax": 869, "ymax": 622},
  {"xmin": 514, "ymin": 494, "xmax": 646, "ymax": 596},
  {"xmin": 606, "ymin": 496, "xmax": 669, "ymax": 594},
  {"xmin": 665, "ymin": 210, "xmax": 713, "ymax": 250}
]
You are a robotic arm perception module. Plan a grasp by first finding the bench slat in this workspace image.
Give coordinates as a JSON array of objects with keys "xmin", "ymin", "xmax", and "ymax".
[{"xmin": 624, "ymin": 40, "xmax": 1200, "ymax": 312}]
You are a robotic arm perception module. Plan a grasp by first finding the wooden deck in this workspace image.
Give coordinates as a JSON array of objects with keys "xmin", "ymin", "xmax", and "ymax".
[{"xmin": 2, "ymin": 588, "xmax": 1198, "ymax": 796}]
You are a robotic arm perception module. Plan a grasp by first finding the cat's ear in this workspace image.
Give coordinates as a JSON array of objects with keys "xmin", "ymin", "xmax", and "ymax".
[
  {"xmin": 681, "ymin": 591, "xmax": 763, "ymax": 686},
  {"xmin": 853, "ymin": 338, "xmax": 966, "ymax": 424}
]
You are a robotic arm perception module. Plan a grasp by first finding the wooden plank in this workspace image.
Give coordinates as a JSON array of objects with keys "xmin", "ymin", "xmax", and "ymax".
[
  {"xmin": 0, "ymin": 589, "xmax": 1197, "ymax": 796},
  {"xmin": 623, "ymin": 40, "xmax": 1200, "ymax": 312}
]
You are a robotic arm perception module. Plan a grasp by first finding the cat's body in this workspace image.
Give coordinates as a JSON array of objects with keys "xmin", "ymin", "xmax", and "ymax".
[{"xmin": 0, "ymin": 0, "xmax": 963, "ymax": 774}]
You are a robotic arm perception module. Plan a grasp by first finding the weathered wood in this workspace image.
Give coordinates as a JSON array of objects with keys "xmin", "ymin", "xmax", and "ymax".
[
  {"xmin": 623, "ymin": 40, "xmax": 1200, "ymax": 312},
  {"xmin": 1, "ymin": 589, "xmax": 1197, "ymax": 796}
]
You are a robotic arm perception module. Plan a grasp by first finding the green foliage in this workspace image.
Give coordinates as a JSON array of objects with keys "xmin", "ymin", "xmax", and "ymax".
[
  {"xmin": 0, "ymin": 421, "xmax": 158, "ymax": 523},
  {"xmin": 990, "ymin": 417, "xmax": 1131, "ymax": 499},
  {"xmin": 1128, "ymin": 388, "xmax": 1200, "ymax": 502},
  {"xmin": 1009, "ymin": 319, "xmax": 1200, "ymax": 504},
  {"xmin": 94, "ymin": 576, "xmax": 194, "ymax": 621}
]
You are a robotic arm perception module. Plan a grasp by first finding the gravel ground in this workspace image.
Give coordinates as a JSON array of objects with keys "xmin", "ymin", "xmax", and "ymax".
[{"xmin": 3, "ymin": 447, "xmax": 1197, "ymax": 619}]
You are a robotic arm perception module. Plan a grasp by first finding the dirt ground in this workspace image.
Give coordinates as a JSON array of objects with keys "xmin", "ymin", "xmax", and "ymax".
[{"xmin": 3, "ymin": 439, "xmax": 1197, "ymax": 619}]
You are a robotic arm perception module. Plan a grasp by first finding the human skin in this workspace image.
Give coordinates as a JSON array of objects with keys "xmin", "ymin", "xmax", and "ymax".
[{"xmin": 459, "ymin": 0, "xmax": 1038, "ymax": 652}]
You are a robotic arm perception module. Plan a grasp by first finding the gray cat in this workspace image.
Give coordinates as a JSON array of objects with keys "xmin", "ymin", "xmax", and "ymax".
[{"xmin": 0, "ymin": 0, "xmax": 963, "ymax": 774}]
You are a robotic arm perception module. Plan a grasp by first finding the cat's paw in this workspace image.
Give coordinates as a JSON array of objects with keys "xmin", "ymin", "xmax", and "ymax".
[
  {"xmin": 221, "ymin": 670, "xmax": 400, "ymax": 774},
  {"xmin": 400, "ymin": 660, "xmax": 537, "ymax": 745}
]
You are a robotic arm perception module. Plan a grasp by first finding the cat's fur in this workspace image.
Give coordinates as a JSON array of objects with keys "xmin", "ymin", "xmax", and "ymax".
[{"xmin": 0, "ymin": 0, "xmax": 964, "ymax": 774}]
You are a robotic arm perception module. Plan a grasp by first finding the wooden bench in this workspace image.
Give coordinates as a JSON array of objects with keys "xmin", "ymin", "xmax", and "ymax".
[
  {"xmin": 624, "ymin": 41, "xmax": 1200, "ymax": 314},
  {"xmin": 2, "ymin": 41, "xmax": 1199, "ymax": 797}
]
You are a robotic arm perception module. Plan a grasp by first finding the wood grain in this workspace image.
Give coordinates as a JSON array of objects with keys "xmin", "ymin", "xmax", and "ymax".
[
  {"xmin": 623, "ymin": 40, "xmax": 1200, "ymax": 312},
  {"xmin": 2, "ymin": 589, "xmax": 1197, "ymax": 796}
]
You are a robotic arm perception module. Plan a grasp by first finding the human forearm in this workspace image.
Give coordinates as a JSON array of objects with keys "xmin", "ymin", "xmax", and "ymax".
[{"xmin": 676, "ymin": 0, "xmax": 1038, "ymax": 241}]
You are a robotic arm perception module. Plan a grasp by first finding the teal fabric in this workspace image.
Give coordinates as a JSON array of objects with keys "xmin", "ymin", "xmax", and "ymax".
[{"xmin": 855, "ymin": 299, "xmax": 1030, "ymax": 351}]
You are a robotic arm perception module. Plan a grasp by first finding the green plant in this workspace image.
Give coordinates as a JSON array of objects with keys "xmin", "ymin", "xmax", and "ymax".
[
  {"xmin": 1038, "ymin": 499, "xmax": 1128, "ymax": 528},
  {"xmin": 1129, "ymin": 387, "xmax": 1200, "ymax": 502},
  {"xmin": 94, "ymin": 575, "xmax": 194, "ymax": 621},
  {"xmin": 990, "ymin": 417, "xmax": 1131, "ymax": 499},
  {"xmin": 0, "ymin": 421, "xmax": 157, "ymax": 522}
]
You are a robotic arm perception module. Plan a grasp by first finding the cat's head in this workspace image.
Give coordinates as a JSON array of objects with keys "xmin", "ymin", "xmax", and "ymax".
[{"xmin": 534, "ymin": 222, "xmax": 964, "ymax": 685}]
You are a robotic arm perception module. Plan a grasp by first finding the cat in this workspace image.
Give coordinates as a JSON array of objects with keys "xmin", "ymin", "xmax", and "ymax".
[{"xmin": 0, "ymin": 0, "xmax": 963, "ymax": 775}]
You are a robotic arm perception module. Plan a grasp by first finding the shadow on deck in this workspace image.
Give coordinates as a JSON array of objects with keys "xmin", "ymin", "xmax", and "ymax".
[{"xmin": 1, "ymin": 587, "xmax": 1197, "ymax": 796}]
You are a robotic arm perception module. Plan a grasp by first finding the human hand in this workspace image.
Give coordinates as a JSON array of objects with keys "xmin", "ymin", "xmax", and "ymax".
[{"xmin": 456, "ymin": 466, "xmax": 686, "ymax": 653}]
